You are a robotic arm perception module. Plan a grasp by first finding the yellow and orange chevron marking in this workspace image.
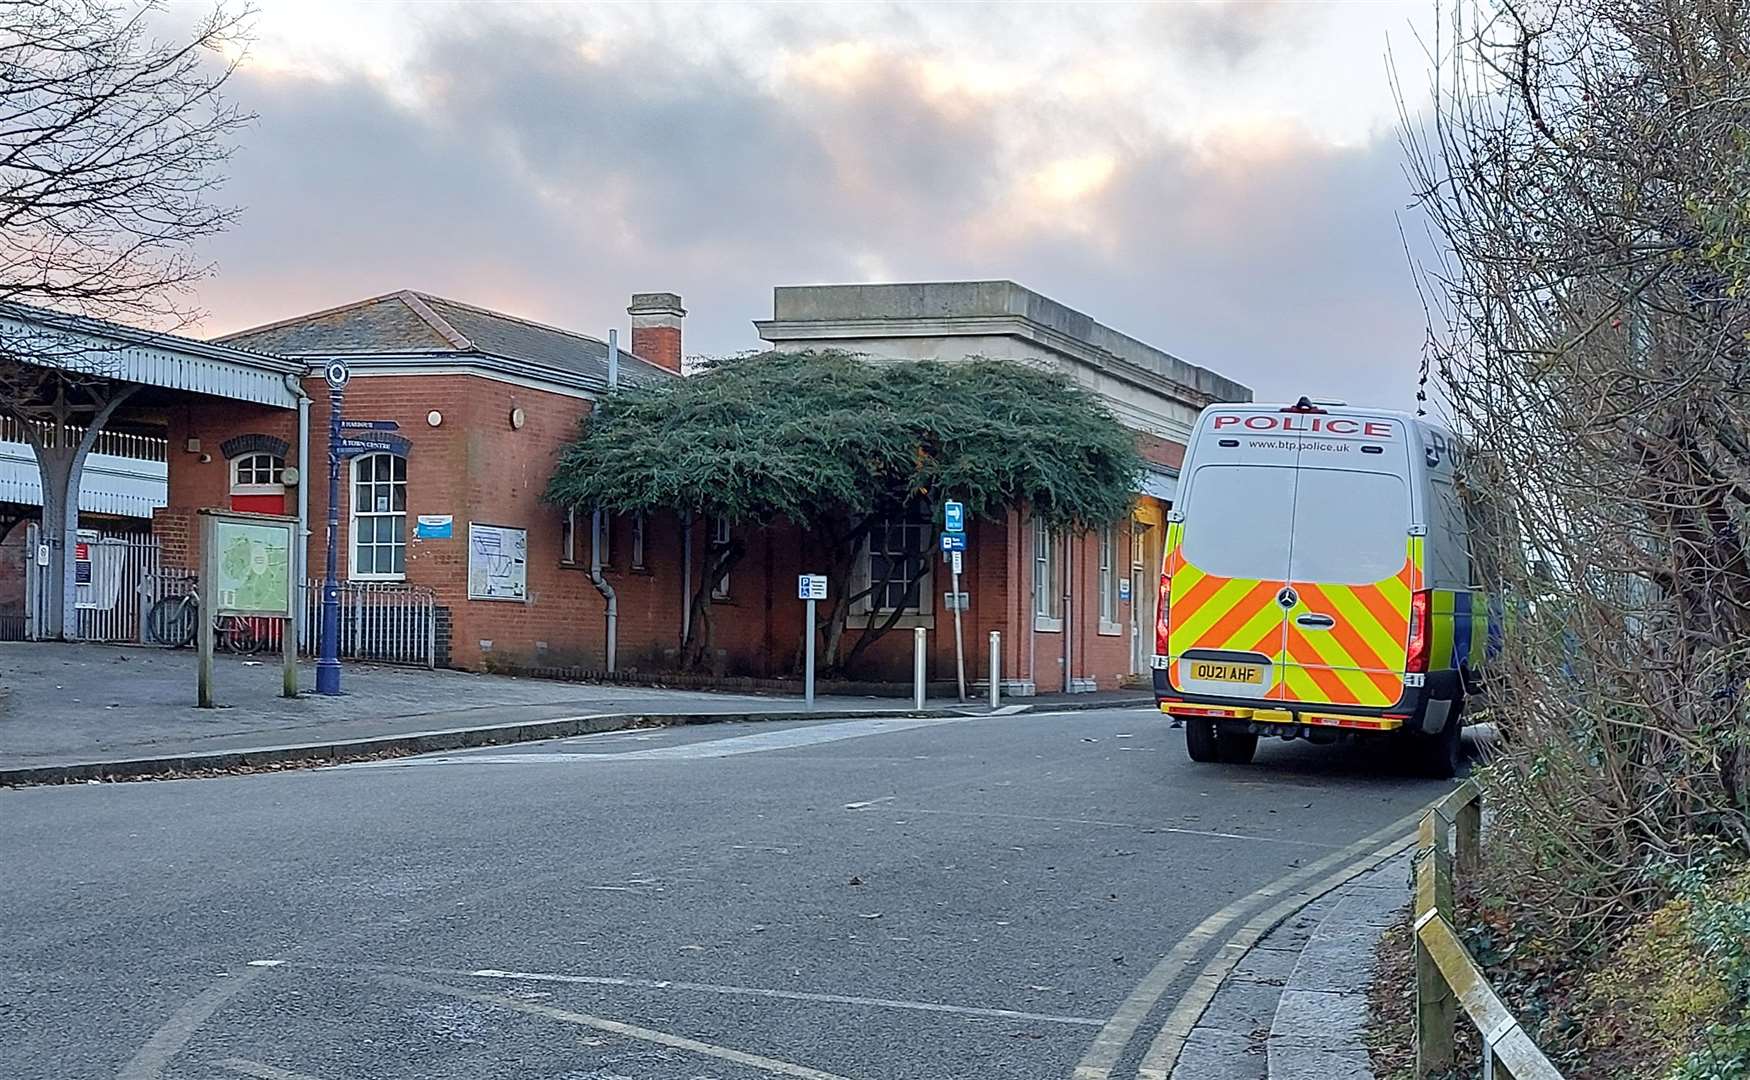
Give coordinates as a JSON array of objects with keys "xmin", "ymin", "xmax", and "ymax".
[{"xmin": 1164, "ymin": 531, "xmax": 1421, "ymax": 709}]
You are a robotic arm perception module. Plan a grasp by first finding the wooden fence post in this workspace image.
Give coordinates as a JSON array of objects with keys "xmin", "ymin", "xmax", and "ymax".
[{"xmin": 1415, "ymin": 813, "xmax": 1457, "ymax": 1077}]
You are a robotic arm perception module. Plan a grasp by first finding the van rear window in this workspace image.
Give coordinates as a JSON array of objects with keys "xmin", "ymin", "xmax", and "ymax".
[
  {"xmin": 1289, "ymin": 469, "xmax": 1409, "ymax": 584},
  {"xmin": 1180, "ymin": 465, "xmax": 1296, "ymax": 580}
]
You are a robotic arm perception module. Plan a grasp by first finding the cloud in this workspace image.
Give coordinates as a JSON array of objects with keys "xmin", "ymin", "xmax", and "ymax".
[{"xmin": 194, "ymin": 3, "xmax": 1433, "ymax": 409}]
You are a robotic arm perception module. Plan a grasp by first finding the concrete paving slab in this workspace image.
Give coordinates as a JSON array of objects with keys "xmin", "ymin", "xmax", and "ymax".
[{"xmin": 1171, "ymin": 1027, "xmax": 1266, "ymax": 1080}]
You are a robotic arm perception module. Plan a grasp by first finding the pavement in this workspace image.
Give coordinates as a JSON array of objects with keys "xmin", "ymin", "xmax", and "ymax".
[
  {"xmin": 0, "ymin": 703, "xmax": 1460, "ymax": 1080},
  {"xmin": 0, "ymin": 642, "xmax": 1151, "ymax": 781},
  {"xmin": 1169, "ymin": 854, "xmax": 1410, "ymax": 1080}
]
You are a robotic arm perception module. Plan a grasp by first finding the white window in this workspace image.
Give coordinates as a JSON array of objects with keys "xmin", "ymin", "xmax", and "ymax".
[
  {"xmin": 863, "ymin": 516, "xmax": 930, "ymax": 613},
  {"xmin": 598, "ymin": 512, "xmax": 614, "ymax": 567},
  {"xmin": 230, "ymin": 453, "xmax": 285, "ymax": 494},
  {"xmin": 1034, "ymin": 516, "xmax": 1061, "ymax": 630},
  {"xmin": 1098, "ymin": 522, "xmax": 1118, "ymax": 627},
  {"xmin": 631, "ymin": 512, "xmax": 646, "ymax": 570},
  {"xmin": 350, "ymin": 452, "xmax": 406, "ymax": 579},
  {"xmin": 709, "ymin": 516, "xmax": 731, "ymax": 599},
  {"xmin": 560, "ymin": 508, "xmax": 578, "ymax": 565}
]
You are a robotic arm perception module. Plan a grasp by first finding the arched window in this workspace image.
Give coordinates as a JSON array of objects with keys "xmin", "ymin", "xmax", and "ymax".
[
  {"xmin": 230, "ymin": 453, "xmax": 285, "ymax": 494},
  {"xmin": 350, "ymin": 452, "xmax": 407, "ymax": 579}
]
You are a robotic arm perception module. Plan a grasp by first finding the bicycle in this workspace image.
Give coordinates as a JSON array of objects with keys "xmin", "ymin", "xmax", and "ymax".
[{"xmin": 146, "ymin": 588, "xmax": 270, "ymax": 654}]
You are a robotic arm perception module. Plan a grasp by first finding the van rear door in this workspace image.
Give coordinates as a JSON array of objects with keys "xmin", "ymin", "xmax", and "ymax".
[
  {"xmin": 1278, "ymin": 419, "xmax": 1414, "ymax": 710},
  {"xmin": 1166, "ymin": 413, "xmax": 1299, "ymax": 700}
]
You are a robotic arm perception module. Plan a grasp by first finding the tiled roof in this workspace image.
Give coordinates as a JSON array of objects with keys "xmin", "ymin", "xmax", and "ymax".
[{"xmin": 217, "ymin": 291, "xmax": 674, "ymax": 388}]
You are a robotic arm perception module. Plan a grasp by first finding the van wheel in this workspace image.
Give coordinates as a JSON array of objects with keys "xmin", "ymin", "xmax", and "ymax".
[
  {"xmin": 1414, "ymin": 698, "xmax": 1464, "ymax": 779},
  {"xmin": 1186, "ymin": 718, "xmax": 1220, "ymax": 762},
  {"xmin": 1186, "ymin": 720, "xmax": 1257, "ymax": 765},
  {"xmin": 1217, "ymin": 730, "xmax": 1258, "ymax": 764}
]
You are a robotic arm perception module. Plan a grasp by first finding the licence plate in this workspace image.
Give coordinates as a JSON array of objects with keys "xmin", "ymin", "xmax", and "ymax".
[{"xmin": 1188, "ymin": 660, "xmax": 1265, "ymax": 685}]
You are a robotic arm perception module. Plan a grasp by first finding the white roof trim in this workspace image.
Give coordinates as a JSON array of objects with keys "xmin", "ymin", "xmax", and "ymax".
[{"xmin": 0, "ymin": 441, "xmax": 166, "ymax": 518}]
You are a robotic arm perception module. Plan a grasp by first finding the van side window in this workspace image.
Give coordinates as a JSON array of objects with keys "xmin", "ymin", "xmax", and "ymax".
[{"xmin": 1430, "ymin": 477, "xmax": 1473, "ymax": 589}]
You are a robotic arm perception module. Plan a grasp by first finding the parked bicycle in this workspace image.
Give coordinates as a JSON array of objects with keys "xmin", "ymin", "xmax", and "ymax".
[{"xmin": 146, "ymin": 588, "xmax": 273, "ymax": 653}]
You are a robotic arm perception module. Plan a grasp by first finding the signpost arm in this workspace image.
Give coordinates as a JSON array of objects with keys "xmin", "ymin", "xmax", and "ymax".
[{"xmin": 197, "ymin": 513, "xmax": 215, "ymax": 708}]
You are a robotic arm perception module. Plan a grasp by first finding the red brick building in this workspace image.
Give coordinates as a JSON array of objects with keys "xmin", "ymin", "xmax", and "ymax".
[{"xmin": 156, "ymin": 282, "xmax": 1248, "ymax": 692}]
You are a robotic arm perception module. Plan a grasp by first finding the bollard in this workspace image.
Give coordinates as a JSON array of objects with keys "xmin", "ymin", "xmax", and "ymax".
[
  {"xmin": 913, "ymin": 625, "xmax": 926, "ymax": 710},
  {"xmin": 989, "ymin": 630, "xmax": 1001, "ymax": 709}
]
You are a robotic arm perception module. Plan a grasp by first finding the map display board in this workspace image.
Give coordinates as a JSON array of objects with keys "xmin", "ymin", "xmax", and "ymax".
[
  {"xmin": 468, "ymin": 523, "xmax": 527, "ymax": 601},
  {"xmin": 213, "ymin": 519, "xmax": 294, "ymax": 616}
]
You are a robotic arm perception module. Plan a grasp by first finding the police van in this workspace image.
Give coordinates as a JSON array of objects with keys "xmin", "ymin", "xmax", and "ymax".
[{"xmin": 1151, "ymin": 398, "xmax": 1494, "ymax": 777}]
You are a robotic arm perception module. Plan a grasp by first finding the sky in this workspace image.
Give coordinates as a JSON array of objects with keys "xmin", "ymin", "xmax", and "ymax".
[{"xmin": 180, "ymin": 0, "xmax": 1439, "ymax": 408}]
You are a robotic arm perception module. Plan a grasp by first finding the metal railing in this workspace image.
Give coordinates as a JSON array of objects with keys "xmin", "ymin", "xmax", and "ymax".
[
  {"xmin": 140, "ymin": 572, "xmax": 437, "ymax": 669},
  {"xmin": 297, "ymin": 579, "xmax": 437, "ymax": 669},
  {"xmin": 0, "ymin": 414, "xmax": 167, "ymax": 460},
  {"xmin": 1414, "ymin": 780, "xmax": 1564, "ymax": 1079}
]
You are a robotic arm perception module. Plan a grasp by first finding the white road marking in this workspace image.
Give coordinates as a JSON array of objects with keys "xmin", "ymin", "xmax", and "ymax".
[
  {"xmin": 1133, "ymin": 832, "xmax": 1419, "ymax": 1080},
  {"xmin": 466, "ymin": 967, "xmax": 1105, "ymax": 1026},
  {"xmin": 357, "ymin": 715, "xmax": 971, "ymax": 768},
  {"xmin": 894, "ymin": 807, "xmax": 1342, "ymax": 849},
  {"xmin": 1070, "ymin": 803, "xmax": 1431, "ymax": 1080},
  {"xmin": 246, "ymin": 959, "xmax": 284, "ymax": 968},
  {"xmin": 376, "ymin": 973, "xmax": 854, "ymax": 1080},
  {"xmin": 843, "ymin": 796, "xmax": 897, "ymax": 810},
  {"xmin": 211, "ymin": 1058, "xmax": 330, "ymax": 1080},
  {"xmin": 117, "ymin": 967, "xmax": 268, "ymax": 1080}
]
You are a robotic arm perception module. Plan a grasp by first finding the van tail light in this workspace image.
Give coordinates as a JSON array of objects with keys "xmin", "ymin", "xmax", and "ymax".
[
  {"xmin": 1406, "ymin": 591, "xmax": 1431, "ymax": 673},
  {"xmin": 1156, "ymin": 572, "xmax": 1172, "ymax": 656}
]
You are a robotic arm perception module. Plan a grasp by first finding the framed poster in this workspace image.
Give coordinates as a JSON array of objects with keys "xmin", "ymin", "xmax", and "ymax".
[{"xmin": 468, "ymin": 523, "xmax": 528, "ymax": 601}]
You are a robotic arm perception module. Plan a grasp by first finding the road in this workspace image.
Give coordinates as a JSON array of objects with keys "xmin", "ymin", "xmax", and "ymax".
[{"xmin": 0, "ymin": 706, "xmax": 1454, "ymax": 1080}]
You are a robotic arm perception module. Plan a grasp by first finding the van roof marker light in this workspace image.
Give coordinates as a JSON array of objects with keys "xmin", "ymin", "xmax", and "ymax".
[{"xmin": 1282, "ymin": 396, "xmax": 1327, "ymax": 414}]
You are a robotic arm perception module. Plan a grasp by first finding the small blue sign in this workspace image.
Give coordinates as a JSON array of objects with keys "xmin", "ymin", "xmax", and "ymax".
[
  {"xmin": 943, "ymin": 500, "xmax": 965, "ymax": 533},
  {"xmin": 414, "ymin": 515, "xmax": 453, "ymax": 539},
  {"xmin": 939, "ymin": 533, "xmax": 966, "ymax": 553},
  {"xmin": 341, "ymin": 419, "xmax": 400, "ymax": 431},
  {"xmin": 1119, "ymin": 579, "xmax": 1132, "ymax": 601}
]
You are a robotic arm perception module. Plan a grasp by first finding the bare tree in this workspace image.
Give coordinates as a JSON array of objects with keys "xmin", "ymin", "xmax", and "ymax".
[
  {"xmin": 1400, "ymin": 0, "xmax": 1750, "ymax": 933},
  {"xmin": 0, "ymin": 0, "xmax": 251, "ymax": 638}
]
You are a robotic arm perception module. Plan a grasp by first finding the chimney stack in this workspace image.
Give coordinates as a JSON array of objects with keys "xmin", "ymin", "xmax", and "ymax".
[{"xmin": 628, "ymin": 292, "xmax": 685, "ymax": 373}]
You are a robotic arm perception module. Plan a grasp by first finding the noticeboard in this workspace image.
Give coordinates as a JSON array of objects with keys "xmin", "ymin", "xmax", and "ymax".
[
  {"xmin": 468, "ymin": 523, "xmax": 528, "ymax": 601},
  {"xmin": 212, "ymin": 518, "xmax": 294, "ymax": 616}
]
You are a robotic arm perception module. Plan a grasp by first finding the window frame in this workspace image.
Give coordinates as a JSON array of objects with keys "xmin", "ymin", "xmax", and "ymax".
[
  {"xmin": 860, "ymin": 515, "xmax": 932, "ymax": 616},
  {"xmin": 631, "ymin": 512, "xmax": 646, "ymax": 570},
  {"xmin": 348, "ymin": 451, "xmax": 408, "ymax": 581},
  {"xmin": 709, "ymin": 516, "xmax": 732, "ymax": 600},
  {"xmin": 1034, "ymin": 516, "xmax": 1062, "ymax": 632},
  {"xmin": 1098, "ymin": 522, "xmax": 1122, "ymax": 633},
  {"xmin": 229, "ymin": 452, "xmax": 286, "ymax": 495}
]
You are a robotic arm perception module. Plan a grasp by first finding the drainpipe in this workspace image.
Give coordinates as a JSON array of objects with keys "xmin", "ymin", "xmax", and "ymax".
[
  {"xmin": 1026, "ymin": 509, "xmax": 1036, "ymax": 696},
  {"xmin": 587, "ymin": 330, "xmax": 621, "ymax": 673},
  {"xmin": 285, "ymin": 372, "xmax": 311, "ymax": 647},
  {"xmin": 1063, "ymin": 526, "xmax": 1074, "ymax": 694},
  {"xmin": 682, "ymin": 511, "xmax": 693, "ymax": 648}
]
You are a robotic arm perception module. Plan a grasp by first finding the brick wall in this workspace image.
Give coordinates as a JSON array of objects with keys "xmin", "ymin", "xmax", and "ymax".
[{"xmin": 159, "ymin": 371, "xmax": 1175, "ymax": 687}]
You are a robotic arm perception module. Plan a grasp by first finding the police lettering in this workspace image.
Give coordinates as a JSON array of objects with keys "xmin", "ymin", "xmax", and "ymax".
[{"xmin": 1210, "ymin": 414, "xmax": 1394, "ymax": 438}]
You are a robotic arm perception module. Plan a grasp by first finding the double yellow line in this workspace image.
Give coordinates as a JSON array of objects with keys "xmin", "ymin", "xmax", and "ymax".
[{"xmin": 1072, "ymin": 802, "xmax": 1430, "ymax": 1080}]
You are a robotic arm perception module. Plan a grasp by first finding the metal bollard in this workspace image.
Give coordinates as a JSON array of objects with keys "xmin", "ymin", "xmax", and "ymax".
[
  {"xmin": 989, "ymin": 630, "xmax": 1001, "ymax": 709},
  {"xmin": 913, "ymin": 625, "xmax": 926, "ymax": 710}
]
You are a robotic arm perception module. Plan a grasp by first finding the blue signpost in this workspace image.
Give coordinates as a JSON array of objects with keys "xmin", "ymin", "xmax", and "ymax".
[{"xmin": 316, "ymin": 360, "xmax": 349, "ymax": 695}]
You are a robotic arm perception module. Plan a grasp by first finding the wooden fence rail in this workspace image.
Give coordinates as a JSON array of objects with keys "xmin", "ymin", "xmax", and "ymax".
[{"xmin": 1414, "ymin": 780, "xmax": 1565, "ymax": 1079}]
